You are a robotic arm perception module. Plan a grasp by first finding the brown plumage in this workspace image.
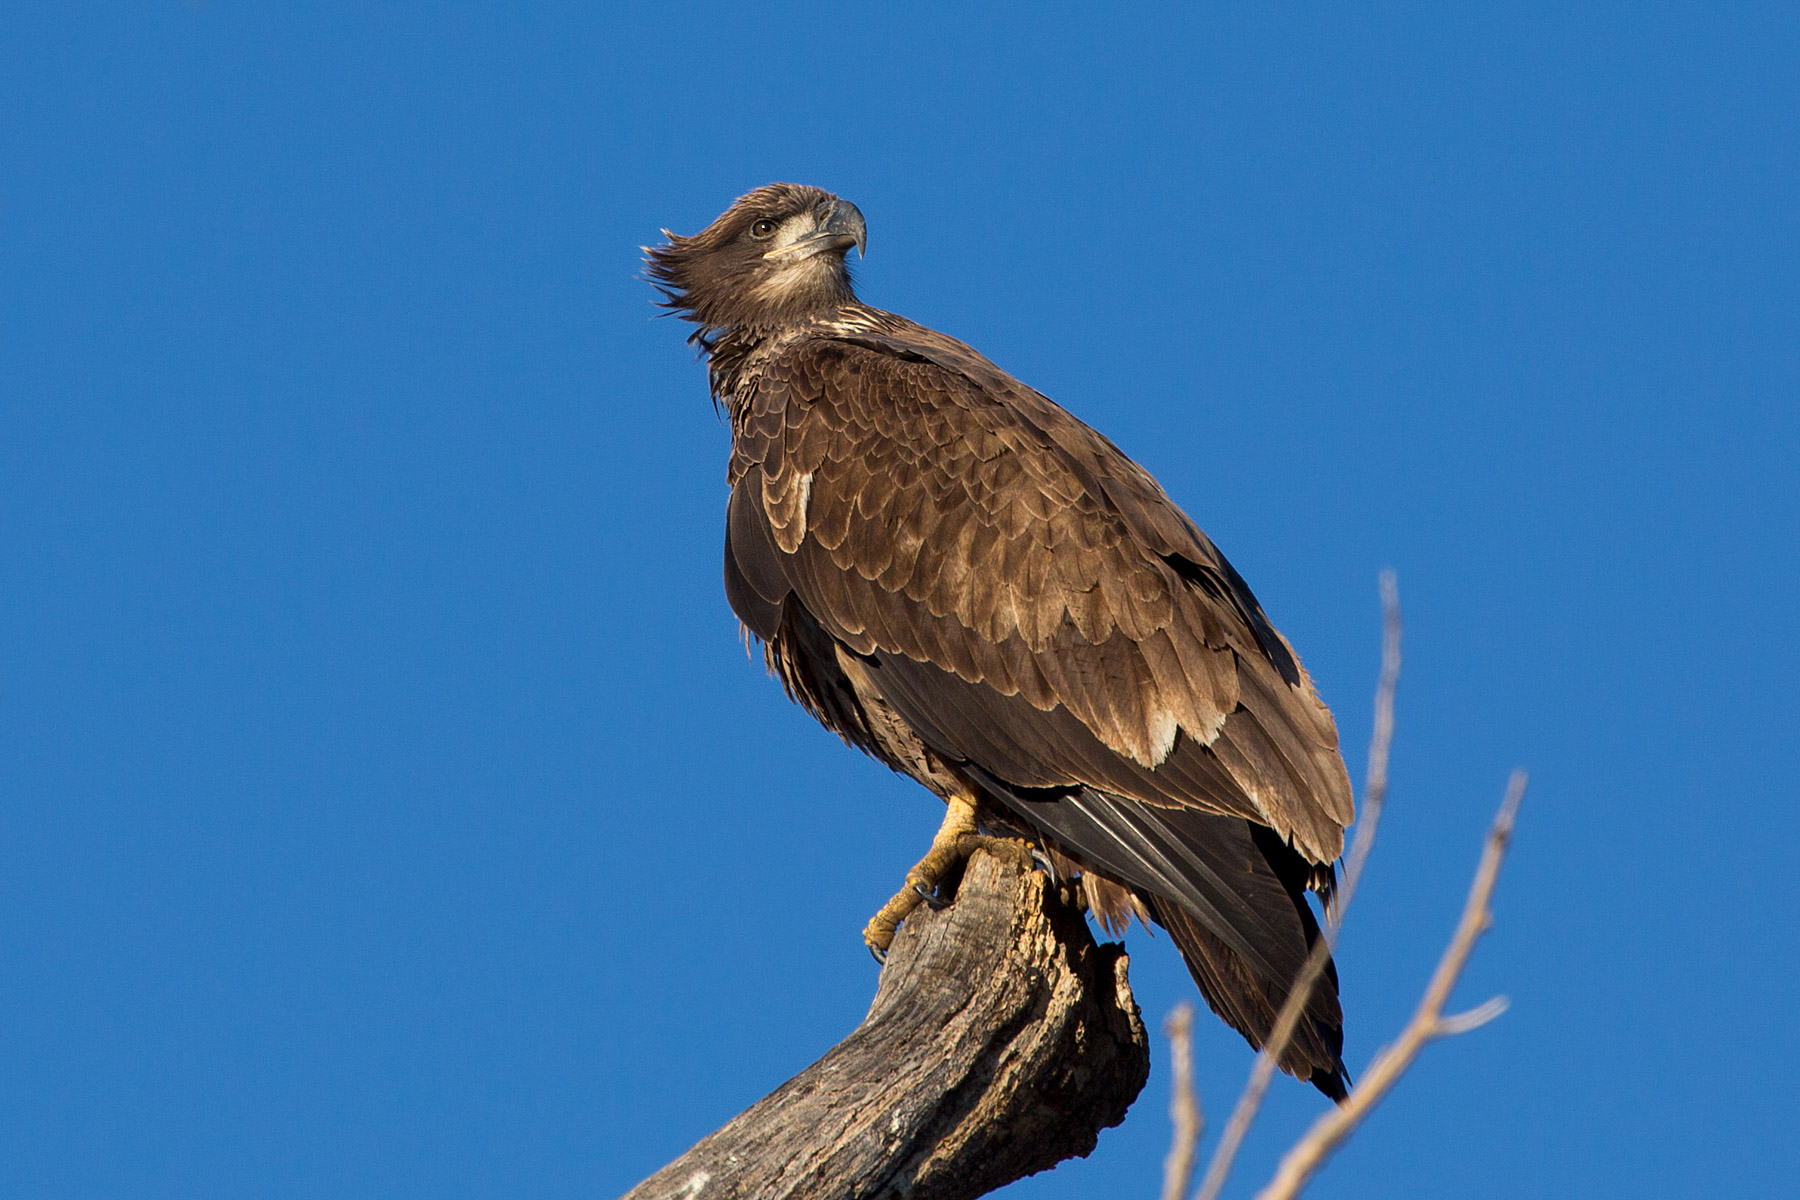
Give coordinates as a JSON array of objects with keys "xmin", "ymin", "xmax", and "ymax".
[{"xmin": 647, "ymin": 183, "xmax": 1356, "ymax": 1099}]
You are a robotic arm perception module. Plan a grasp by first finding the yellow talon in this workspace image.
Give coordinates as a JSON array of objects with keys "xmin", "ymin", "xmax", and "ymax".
[{"xmin": 863, "ymin": 795, "xmax": 993, "ymax": 959}]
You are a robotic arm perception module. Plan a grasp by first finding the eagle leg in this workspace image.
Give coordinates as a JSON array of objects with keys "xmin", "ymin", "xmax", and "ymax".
[{"xmin": 862, "ymin": 795, "xmax": 1030, "ymax": 960}]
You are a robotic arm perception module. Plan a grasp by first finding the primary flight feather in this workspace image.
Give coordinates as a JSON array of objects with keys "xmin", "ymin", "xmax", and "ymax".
[{"xmin": 647, "ymin": 183, "xmax": 1356, "ymax": 1098}]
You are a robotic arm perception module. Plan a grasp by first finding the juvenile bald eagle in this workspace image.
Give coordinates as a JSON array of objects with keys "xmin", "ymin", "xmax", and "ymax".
[{"xmin": 647, "ymin": 184, "xmax": 1355, "ymax": 1098}]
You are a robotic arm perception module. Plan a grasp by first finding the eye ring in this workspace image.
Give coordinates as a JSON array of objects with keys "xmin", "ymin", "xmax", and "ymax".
[{"xmin": 749, "ymin": 218, "xmax": 778, "ymax": 240}]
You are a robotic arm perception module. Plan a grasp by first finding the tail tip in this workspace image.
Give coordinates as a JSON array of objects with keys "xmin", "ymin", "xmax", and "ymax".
[{"xmin": 1310, "ymin": 1060, "xmax": 1352, "ymax": 1103}]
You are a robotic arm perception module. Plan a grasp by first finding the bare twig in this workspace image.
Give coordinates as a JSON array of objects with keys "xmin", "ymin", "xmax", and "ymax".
[
  {"xmin": 1193, "ymin": 571, "xmax": 1403, "ymax": 1200},
  {"xmin": 1335, "ymin": 568, "xmax": 1404, "ymax": 931},
  {"xmin": 1254, "ymin": 770, "xmax": 1527, "ymax": 1200},
  {"xmin": 1160, "ymin": 1004, "xmax": 1203, "ymax": 1200}
]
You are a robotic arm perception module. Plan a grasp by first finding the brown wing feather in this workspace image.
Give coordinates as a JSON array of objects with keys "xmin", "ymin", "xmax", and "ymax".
[{"xmin": 731, "ymin": 316, "xmax": 1353, "ymax": 864}]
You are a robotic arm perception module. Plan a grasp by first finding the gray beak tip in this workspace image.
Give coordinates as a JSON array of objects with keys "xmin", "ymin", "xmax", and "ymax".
[{"xmin": 826, "ymin": 198, "xmax": 868, "ymax": 258}]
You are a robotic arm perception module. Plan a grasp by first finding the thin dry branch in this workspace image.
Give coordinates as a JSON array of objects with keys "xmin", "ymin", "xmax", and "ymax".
[
  {"xmin": 1193, "ymin": 571, "xmax": 1403, "ymax": 1200},
  {"xmin": 1254, "ymin": 770, "xmax": 1527, "ymax": 1200},
  {"xmin": 1159, "ymin": 1004, "xmax": 1203, "ymax": 1200}
]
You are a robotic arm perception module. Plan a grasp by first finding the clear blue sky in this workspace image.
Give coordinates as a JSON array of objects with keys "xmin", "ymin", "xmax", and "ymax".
[{"xmin": 3, "ymin": 4, "xmax": 1796, "ymax": 1197}]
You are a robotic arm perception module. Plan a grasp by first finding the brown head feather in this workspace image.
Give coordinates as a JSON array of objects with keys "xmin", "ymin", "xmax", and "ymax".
[{"xmin": 644, "ymin": 183, "xmax": 864, "ymax": 341}]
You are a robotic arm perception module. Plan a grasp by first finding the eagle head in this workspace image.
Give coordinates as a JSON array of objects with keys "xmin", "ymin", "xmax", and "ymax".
[{"xmin": 645, "ymin": 183, "xmax": 867, "ymax": 336}]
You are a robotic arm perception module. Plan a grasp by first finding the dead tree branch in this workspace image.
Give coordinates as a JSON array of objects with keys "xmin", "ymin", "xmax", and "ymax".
[
  {"xmin": 1253, "ymin": 771, "xmax": 1526, "ymax": 1200},
  {"xmin": 622, "ymin": 845, "xmax": 1150, "ymax": 1200},
  {"xmin": 1194, "ymin": 570, "xmax": 1404, "ymax": 1200},
  {"xmin": 1159, "ymin": 1003, "xmax": 1203, "ymax": 1200}
]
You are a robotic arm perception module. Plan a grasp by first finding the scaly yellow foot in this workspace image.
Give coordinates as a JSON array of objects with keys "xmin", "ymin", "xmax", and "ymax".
[{"xmin": 863, "ymin": 794, "xmax": 1015, "ymax": 960}]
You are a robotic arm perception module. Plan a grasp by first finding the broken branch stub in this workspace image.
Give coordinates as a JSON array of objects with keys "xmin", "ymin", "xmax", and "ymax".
[{"xmin": 622, "ymin": 845, "xmax": 1151, "ymax": 1200}]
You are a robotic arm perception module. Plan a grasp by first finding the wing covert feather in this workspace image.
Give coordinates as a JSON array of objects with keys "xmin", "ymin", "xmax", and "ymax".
[{"xmin": 727, "ymin": 317, "xmax": 1352, "ymax": 861}]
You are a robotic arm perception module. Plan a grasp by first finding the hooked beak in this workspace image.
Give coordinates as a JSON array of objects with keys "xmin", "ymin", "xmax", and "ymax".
[
  {"xmin": 818, "ymin": 198, "xmax": 867, "ymax": 256},
  {"xmin": 765, "ymin": 198, "xmax": 868, "ymax": 261}
]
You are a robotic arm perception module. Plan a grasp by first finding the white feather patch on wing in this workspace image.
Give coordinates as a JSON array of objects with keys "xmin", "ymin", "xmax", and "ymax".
[
  {"xmin": 796, "ymin": 470, "xmax": 813, "ymax": 540},
  {"xmin": 1146, "ymin": 704, "xmax": 1180, "ymax": 767}
]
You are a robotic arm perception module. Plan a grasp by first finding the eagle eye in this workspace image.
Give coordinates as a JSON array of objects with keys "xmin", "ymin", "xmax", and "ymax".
[{"xmin": 749, "ymin": 218, "xmax": 778, "ymax": 240}]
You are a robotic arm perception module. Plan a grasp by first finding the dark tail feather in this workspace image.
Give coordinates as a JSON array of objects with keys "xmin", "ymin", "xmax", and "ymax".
[
  {"xmin": 957, "ymin": 767, "xmax": 1352, "ymax": 1098},
  {"xmin": 1146, "ymin": 894, "xmax": 1350, "ymax": 1102}
]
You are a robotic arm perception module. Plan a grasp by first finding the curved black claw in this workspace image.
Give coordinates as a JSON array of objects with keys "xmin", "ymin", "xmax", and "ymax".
[{"xmin": 913, "ymin": 879, "xmax": 954, "ymax": 910}]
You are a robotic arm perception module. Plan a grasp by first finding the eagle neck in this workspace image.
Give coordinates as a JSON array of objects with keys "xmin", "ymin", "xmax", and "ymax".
[
  {"xmin": 702, "ymin": 325, "xmax": 766, "ymax": 411},
  {"xmin": 704, "ymin": 304, "xmax": 885, "ymax": 421}
]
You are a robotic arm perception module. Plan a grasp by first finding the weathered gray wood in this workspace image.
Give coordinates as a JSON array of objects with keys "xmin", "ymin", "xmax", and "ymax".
[{"xmin": 623, "ymin": 845, "xmax": 1151, "ymax": 1200}]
